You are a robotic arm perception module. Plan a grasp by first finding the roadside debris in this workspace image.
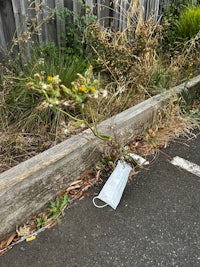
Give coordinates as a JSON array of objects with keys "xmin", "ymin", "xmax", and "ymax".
[
  {"xmin": 93, "ymin": 161, "xmax": 132, "ymax": 209},
  {"xmin": 129, "ymin": 153, "xmax": 149, "ymax": 166},
  {"xmin": 1, "ymin": 109, "xmax": 199, "ymax": 256}
]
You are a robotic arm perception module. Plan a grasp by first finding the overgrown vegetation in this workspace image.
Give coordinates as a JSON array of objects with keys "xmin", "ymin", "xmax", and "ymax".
[
  {"xmin": 0, "ymin": 45, "xmax": 91, "ymax": 132},
  {"xmin": 0, "ymin": 0, "xmax": 199, "ymax": 173},
  {"xmin": 175, "ymin": 5, "xmax": 200, "ymax": 40}
]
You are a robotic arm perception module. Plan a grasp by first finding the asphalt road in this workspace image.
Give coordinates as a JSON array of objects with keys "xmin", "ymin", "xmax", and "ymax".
[{"xmin": 1, "ymin": 130, "xmax": 200, "ymax": 267}]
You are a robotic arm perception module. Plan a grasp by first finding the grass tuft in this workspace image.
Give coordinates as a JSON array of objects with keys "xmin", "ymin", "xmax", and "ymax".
[{"xmin": 175, "ymin": 5, "xmax": 200, "ymax": 40}]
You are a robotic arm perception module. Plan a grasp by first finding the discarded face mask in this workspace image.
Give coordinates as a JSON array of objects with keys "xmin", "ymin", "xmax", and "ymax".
[{"xmin": 93, "ymin": 161, "xmax": 132, "ymax": 210}]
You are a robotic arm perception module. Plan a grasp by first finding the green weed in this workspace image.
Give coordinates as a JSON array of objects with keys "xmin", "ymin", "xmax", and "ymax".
[
  {"xmin": 175, "ymin": 5, "xmax": 200, "ymax": 40},
  {"xmin": 48, "ymin": 195, "xmax": 69, "ymax": 220},
  {"xmin": 36, "ymin": 214, "xmax": 48, "ymax": 229},
  {"xmin": 57, "ymin": 2, "xmax": 96, "ymax": 57},
  {"xmin": 35, "ymin": 195, "xmax": 69, "ymax": 229},
  {"xmin": 161, "ymin": 1, "xmax": 199, "ymax": 53}
]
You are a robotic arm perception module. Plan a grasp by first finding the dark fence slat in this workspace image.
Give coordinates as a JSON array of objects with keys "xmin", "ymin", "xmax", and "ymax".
[
  {"xmin": 98, "ymin": 0, "xmax": 111, "ymax": 28},
  {"xmin": 0, "ymin": 13, "xmax": 7, "ymax": 56},
  {"xmin": 55, "ymin": 0, "xmax": 65, "ymax": 49}
]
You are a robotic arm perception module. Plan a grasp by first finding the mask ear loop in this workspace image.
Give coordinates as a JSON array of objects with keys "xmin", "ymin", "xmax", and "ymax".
[{"xmin": 93, "ymin": 196, "xmax": 108, "ymax": 208}]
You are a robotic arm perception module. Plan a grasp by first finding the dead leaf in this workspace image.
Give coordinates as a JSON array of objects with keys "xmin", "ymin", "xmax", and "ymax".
[
  {"xmin": 148, "ymin": 129, "xmax": 156, "ymax": 137},
  {"xmin": 6, "ymin": 233, "xmax": 16, "ymax": 247},
  {"xmin": 0, "ymin": 240, "xmax": 7, "ymax": 250},
  {"xmin": 80, "ymin": 169, "xmax": 95, "ymax": 181},
  {"xmin": 82, "ymin": 184, "xmax": 92, "ymax": 191},
  {"xmin": 47, "ymin": 221, "xmax": 57, "ymax": 230},
  {"xmin": 29, "ymin": 225, "xmax": 36, "ymax": 232},
  {"xmin": 0, "ymin": 248, "xmax": 8, "ymax": 257},
  {"xmin": 68, "ymin": 189, "xmax": 77, "ymax": 195},
  {"xmin": 69, "ymin": 180, "xmax": 82, "ymax": 186},
  {"xmin": 96, "ymin": 170, "xmax": 101, "ymax": 181},
  {"xmin": 66, "ymin": 184, "xmax": 81, "ymax": 192},
  {"xmin": 74, "ymin": 191, "xmax": 84, "ymax": 200}
]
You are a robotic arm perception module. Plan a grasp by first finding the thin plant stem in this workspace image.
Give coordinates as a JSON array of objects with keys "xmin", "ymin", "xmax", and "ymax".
[{"xmin": 54, "ymin": 106, "xmax": 83, "ymax": 123}]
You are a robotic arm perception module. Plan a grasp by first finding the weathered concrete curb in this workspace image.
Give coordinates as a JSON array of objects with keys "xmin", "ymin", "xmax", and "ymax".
[{"xmin": 0, "ymin": 76, "xmax": 200, "ymax": 241}]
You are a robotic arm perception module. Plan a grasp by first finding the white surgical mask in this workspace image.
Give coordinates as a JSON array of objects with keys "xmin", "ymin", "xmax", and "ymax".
[{"xmin": 93, "ymin": 161, "xmax": 132, "ymax": 209}]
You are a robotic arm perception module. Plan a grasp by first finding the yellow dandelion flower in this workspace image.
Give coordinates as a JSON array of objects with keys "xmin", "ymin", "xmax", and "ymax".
[
  {"xmin": 47, "ymin": 76, "xmax": 54, "ymax": 82},
  {"xmin": 79, "ymin": 85, "xmax": 87, "ymax": 93},
  {"xmin": 90, "ymin": 86, "xmax": 96, "ymax": 93}
]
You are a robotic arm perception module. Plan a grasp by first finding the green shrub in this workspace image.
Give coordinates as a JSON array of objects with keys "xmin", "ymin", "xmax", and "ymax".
[
  {"xmin": 175, "ymin": 5, "xmax": 200, "ymax": 40},
  {"xmin": 161, "ymin": 1, "xmax": 199, "ymax": 52},
  {"xmin": 27, "ymin": 43, "xmax": 89, "ymax": 88},
  {"xmin": 57, "ymin": 3, "xmax": 96, "ymax": 57}
]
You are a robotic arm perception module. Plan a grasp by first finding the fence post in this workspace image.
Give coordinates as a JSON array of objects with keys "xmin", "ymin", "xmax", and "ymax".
[
  {"xmin": 11, "ymin": 0, "xmax": 31, "ymax": 59},
  {"xmin": 0, "ymin": 15, "xmax": 7, "ymax": 57},
  {"xmin": 55, "ymin": 0, "xmax": 65, "ymax": 52}
]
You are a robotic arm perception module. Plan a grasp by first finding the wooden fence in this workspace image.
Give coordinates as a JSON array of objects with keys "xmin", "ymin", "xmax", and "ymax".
[{"xmin": 0, "ymin": 0, "xmax": 193, "ymax": 60}]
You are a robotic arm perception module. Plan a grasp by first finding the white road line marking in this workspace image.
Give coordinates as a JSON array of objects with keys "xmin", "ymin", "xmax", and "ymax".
[{"xmin": 171, "ymin": 156, "xmax": 200, "ymax": 177}]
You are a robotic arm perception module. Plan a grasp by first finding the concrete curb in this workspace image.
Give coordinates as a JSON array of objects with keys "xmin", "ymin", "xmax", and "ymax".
[{"xmin": 0, "ymin": 76, "xmax": 200, "ymax": 241}]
